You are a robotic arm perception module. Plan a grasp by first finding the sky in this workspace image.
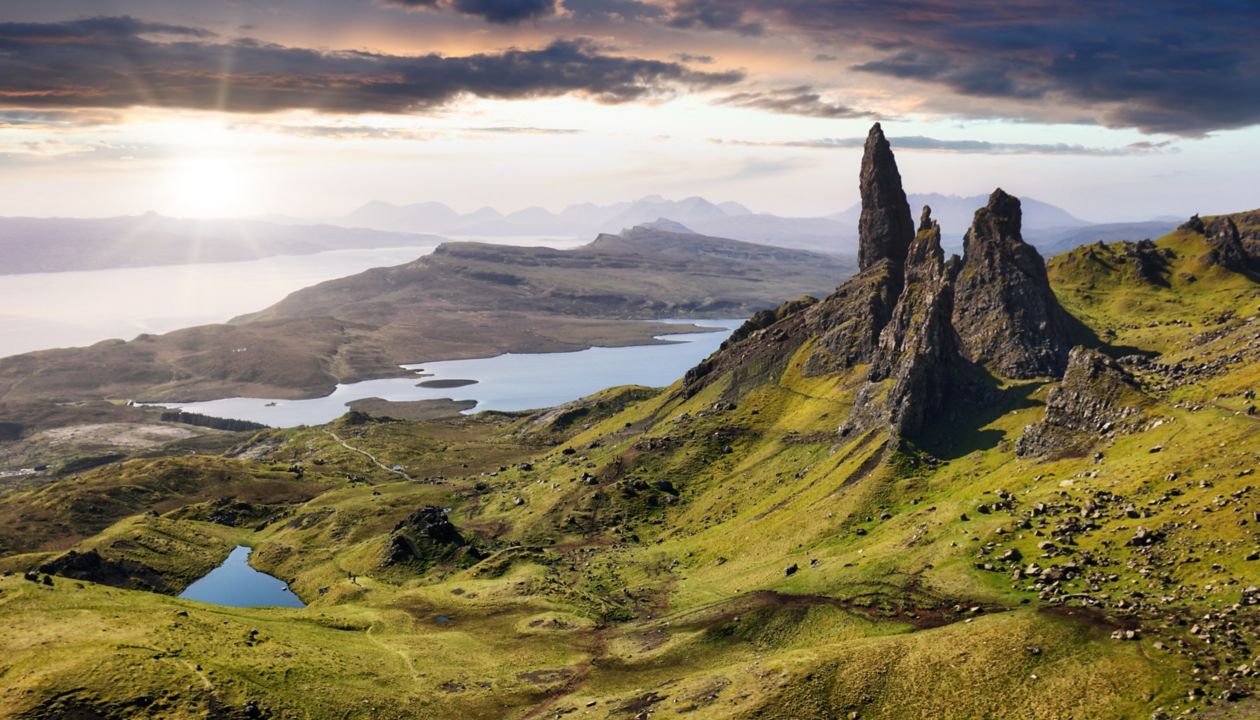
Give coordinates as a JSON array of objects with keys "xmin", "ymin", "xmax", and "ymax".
[{"xmin": 1, "ymin": 1, "xmax": 1258, "ymax": 222}]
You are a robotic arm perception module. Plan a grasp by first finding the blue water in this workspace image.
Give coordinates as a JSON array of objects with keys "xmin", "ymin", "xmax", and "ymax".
[
  {"xmin": 178, "ymin": 546, "xmax": 305, "ymax": 608},
  {"xmin": 157, "ymin": 319, "xmax": 742, "ymax": 428}
]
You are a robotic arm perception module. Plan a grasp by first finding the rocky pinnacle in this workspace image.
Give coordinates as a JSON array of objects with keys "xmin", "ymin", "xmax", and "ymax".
[
  {"xmin": 952, "ymin": 188, "xmax": 1074, "ymax": 379},
  {"xmin": 857, "ymin": 123, "xmax": 915, "ymax": 272}
]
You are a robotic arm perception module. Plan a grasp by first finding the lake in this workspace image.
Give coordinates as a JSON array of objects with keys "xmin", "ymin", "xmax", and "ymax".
[
  {"xmin": 157, "ymin": 319, "xmax": 743, "ymax": 427},
  {"xmin": 0, "ymin": 236, "xmax": 589, "ymax": 358},
  {"xmin": 178, "ymin": 545, "xmax": 305, "ymax": 608}
]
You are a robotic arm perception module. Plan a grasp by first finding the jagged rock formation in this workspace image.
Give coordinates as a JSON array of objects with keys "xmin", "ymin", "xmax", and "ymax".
[
  {"xmin": 857, "ymin": 123, "xmax": 915, "ymax": 273},
  {"xmin": 1203, "ymin": 217, "xmax": 1252, "ymax": 272},
  {"xmin": 952, "ymin": 189, "xmax": 1074, "ymax": 378},
  {"xmin": 1179, "ymin": 214, "xmax": 1207, "ymax": 235},
  {"xmin": 799, "ymin": 262, "xmax": 904, "ymax": 376},
  {"xmin": 380, "ymin": 506, "xmax": 483, "ymax": 571},
  {"xmin": 685, "ymin": 126, "xmax": 1082, "ymax": 441},
  {"xmin": 861, "ymin": 208, "xmax": 962, "ymax": 437},
  {"xmin": 1016, "ymin": 347, "xmax": 1148, "ymax": 458}
]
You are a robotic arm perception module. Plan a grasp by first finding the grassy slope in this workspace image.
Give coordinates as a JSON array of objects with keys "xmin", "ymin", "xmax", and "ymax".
[{"xmin": 1, "ymin": 220, "xmax": 1259, "ymax": 718}]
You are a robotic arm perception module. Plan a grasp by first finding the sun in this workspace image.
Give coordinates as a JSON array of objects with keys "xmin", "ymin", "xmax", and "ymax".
[{"xmin": 166, "ymin": 155, "xmax": 253, "ymax": 218}]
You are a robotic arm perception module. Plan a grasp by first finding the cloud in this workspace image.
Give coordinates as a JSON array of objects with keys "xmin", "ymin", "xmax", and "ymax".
[
  {"xmin": 717, "ymin": 86, "xmax": 872, "ymax": 119},
  {"xmin": 563, "ymin": 0, "xmax": 666, "ymax": 22},
  {"xmin": 0, "ymin": 18, "xmax": 742, "ymax": 115},
  {"xmin": 474, "ymin": 126, "xmax": 583, "ymax": 134},
  {"xmin": 382, "ymin": 0, "xmax": 558, "ymax": 24},
  {"xmin": 0, "ymin": 110, "xmax": 123, "ymax": 129},
  {"xmin": 0, "ymin": 15, "xmax": 214, "ymax": 41},
  {"xmin": 614, "ymin": 1, "xmax": 1260, "ymax": 135},
  {"xmin": 672, "ymin": 52, "xmax": 714, "ymax": 64},
  {"xmin": 237, "ymin": 123, "xmax": 581, "ymax": 141},
  {"xmin": 665, "ymin": 0, "xmax": 763, "ymax": 36},
  {"xmin": 715, "ymin": 135, "xmax": 1179, "ymax": 156}
]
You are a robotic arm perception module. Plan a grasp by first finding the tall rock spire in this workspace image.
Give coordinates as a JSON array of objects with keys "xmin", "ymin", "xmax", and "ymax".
[
  {"xmin": 952, "ymin": 189, "xmax": 1073, "ymax": 378},
  {"xmin": 868, "ymin": 207, "xmax": 963, "ymax": 437},
  {"xmin": 857, "ymin": 123, "xmax": 915, "ymax": 272}
]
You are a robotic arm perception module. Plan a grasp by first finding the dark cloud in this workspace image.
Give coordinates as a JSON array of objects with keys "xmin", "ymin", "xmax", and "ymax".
[
  {"xmin": 383, "ymin": 0, "xmax": 558, "ymax": 24},
  {"xmin": 717, "ymin": 86, "xmax": 872, "ymax": 119},
  {"xmin": 672, "ymin": 52, "xmax": 714, "ymax": 64},
  {"xmin": 717, "ymin": 134, "xmax": 1179, "ymax": 156},
  {"xmin": 562, "ymin": 0, "xmax": 665, "ymax": 22},
  {"xmin": 0, "ymin": 15, "xmax": 214, "ymax": 41},
  {"xmin": 0, "ymin": 18, "xmax": 742, "ymax": 115},
  {"xmin": 666, "ymin": 0, "xmax": 763, "ymax": 36},
  {"xmin": 647, "ymin": 1, "xmax": 1260, "ymax": 135}
]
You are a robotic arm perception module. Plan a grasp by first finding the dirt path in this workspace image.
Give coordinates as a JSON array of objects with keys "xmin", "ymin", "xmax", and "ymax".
[
  {"xmin": 326, "ymin": 430, "xmax": 413, "ymax": 481},
  {"xmin": 517, "ymin": 627, "xmax": 609, "ymax": 720},
  {"xmin": 366, "ymin": 622, "xmax": 421, "ymax": 679}
]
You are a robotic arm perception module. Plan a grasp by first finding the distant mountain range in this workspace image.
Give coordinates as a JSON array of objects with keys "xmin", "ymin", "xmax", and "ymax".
[
  {"xmin": 0, "ymin": 195, "xmax": 1179, "ymax": 276},
  {"xmin": 337, "ymin": 194, "xmax": 1178, "ymax": 256},
  {"xmin": 0, "ymin": 214, "xmax": 439, "ymax": 275}
]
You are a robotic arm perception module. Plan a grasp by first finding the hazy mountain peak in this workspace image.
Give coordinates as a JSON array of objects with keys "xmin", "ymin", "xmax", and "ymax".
[{"xmin": 637, "ymin": 218, "xmax": 695, "ymax": 234}]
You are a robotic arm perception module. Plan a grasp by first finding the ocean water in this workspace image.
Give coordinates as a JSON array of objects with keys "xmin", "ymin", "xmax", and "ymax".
[{"xmin": 157, "ymin": 319, "xmax": 743, "ymax": 427}]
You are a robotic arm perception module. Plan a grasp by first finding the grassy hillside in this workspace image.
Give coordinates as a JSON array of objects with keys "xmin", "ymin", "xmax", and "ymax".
[{"xmin": 0, "ymin": 218, "xmax": 1257, "ymax": 718}]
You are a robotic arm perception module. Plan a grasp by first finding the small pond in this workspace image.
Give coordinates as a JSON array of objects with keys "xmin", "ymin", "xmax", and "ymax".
[{"xmin": 178, "ymin": 545, "xmax": 305, "ymax": 608}]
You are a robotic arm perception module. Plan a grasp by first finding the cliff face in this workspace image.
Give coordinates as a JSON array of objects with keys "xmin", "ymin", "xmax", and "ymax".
[{"xmin": 951, "ymin": 189, "xmax": 1075, "ymax": 379}]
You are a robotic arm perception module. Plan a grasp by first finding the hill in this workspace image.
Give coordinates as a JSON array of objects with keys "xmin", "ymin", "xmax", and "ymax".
[
  {"xmin": 0, "ymin": 228, "xmax": 855, "ymax": 414},
  {"xmin": 0, "ymin": 127, "xmax": 1257, "ymax": 719}
]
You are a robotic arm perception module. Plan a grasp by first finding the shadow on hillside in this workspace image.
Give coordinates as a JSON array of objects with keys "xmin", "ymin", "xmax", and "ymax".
[
  {"xmin": 1064, "ymin": 310, "xmax": 1153, "ymax": 360},
  {"xmin": 916, "ymin": 374, "xmax": 1044, "ymax": 461}
]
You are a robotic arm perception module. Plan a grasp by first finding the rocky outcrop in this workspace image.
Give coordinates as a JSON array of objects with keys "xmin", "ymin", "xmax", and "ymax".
[
  {"xmin": 380, "ymin": 506, "xmax": 483, "ymax": 571},
  {"xmin": 1016, "ymin": 347, "xmax": 1148, "ymax": 458},
  {"xmin": 37, "ymin": 549, "xmax": 170, "ymax": 593},
  {"xmin": 799, "ymin": 262, "xmax": 904, "ymax": 376},
  {"xmin": 858, "ymin": 123, "xmax": 915, "ymax": 273},
  {"xmin": 1123, "ymin": 239, "xmax": 1174, "ymax": 286},
  {"xmin": 1203, "ymin": 217, "xmax": 1252, "ymax": 272},
  {"xmin": 952, "ymin": 189, "xmax": 1074, "ymax": 378}
]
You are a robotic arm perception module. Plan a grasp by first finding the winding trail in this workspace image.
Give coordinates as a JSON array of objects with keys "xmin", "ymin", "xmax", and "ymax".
[
  {"xmin": 366, "ymin": 622, "xmax": 420, "ymax": 679},
  {"xmin": 326, "ymin": 430, "xmax": 413, "ymax": 481}
]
